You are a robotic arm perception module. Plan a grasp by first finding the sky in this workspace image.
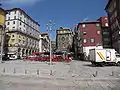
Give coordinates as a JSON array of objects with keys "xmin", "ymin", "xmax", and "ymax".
[{"xmin": 1, "ymin": 0, "xmax": 108, "ymax": 40}]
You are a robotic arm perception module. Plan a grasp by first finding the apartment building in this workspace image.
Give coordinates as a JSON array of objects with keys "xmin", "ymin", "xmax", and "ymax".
[
  {"xmin": 74, "ymin": 21, "xmax": 103, "ymax": 59},
  {"xmin": 105, "ymin": 0, "xmax": 120, "ymax": 53},
  {"xmin": 5, "ymin": 8, "xmax": 40, "ymax": 59}
]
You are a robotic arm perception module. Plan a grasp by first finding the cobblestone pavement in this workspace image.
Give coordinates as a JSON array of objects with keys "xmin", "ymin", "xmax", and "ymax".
[{"xmin": 0, "ymin": 60, "xmax": 120, "ymax": 90}]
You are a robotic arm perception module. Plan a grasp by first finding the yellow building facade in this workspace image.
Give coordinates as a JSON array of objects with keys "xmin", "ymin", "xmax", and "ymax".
[
  {"xmin": 0, "ymin": 8, "xmax": 5, "ymax": 25},
  {"xmin": 0, "ymin": 8, "xmax": 6, "ymax": 55}
]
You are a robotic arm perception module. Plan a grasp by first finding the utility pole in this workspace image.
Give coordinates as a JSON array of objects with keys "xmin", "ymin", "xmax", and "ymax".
[{"xmin": 46, "ymin": 20, "xmax": 55, "ymax": 65}]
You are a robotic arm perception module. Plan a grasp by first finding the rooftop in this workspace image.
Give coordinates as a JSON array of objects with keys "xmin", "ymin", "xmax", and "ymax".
[
  {"xmin": 79, "ymin": 20, "xmax": 100, "ymax": 24},
  {"xmin": 6, "ymin": 8, "xmax": 40, "ymax": 26}
]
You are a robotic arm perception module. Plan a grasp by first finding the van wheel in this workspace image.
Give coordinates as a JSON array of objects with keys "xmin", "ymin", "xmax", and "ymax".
[
  {"xmin": 117, "ymin": 62, "xmax": 120, "ymax": 66},
  {"xmin": 100, "ymin": 63, "xmax": 104, "ymax": 67}
]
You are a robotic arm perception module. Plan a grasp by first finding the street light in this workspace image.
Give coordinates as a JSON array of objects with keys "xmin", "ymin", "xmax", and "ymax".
[{"xmin": 46, "ymin": 20, "xmax": 55, "ymax": 65}]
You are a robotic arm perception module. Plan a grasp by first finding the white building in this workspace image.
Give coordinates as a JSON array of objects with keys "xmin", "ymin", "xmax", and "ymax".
[
  {"xmin": 39, "ymin": 32, "xmax": 50, "ymax": 52},
  {"xmin": 5, "ymin": 8, "xmax": 40, "ymax": 59}
]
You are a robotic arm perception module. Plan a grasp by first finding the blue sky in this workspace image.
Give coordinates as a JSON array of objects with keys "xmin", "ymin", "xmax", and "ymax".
[{"xmin": 1, "ymin": 0, "xmax": 108, "ymax": 40}]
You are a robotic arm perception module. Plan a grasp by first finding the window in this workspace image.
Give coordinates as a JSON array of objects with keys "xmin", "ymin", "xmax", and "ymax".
[
  {"xmin": 20, "ymin": 17, "xmax": 22, "ymax": 20},
  {"xmin": 8, "ymin": 12, "xmax": 10, "ymax": 15},
  {"xmin": 8, "ymin": 17, "xmax": 10, "ymax": 20},
  {"xmin": 20, "ymin": 11, "xmax": 22, "ymax": 15},
  {"xmin": 20, "ymin": 28, "xmax": 21, "ymax": 30},
  {"xmin": 13, "ymin": 21, "xmax": 15, "ymax": 24},
  {"xmin": 97, "ymin": 31, "xmax": 100, "ymax": 34},
  {"xmin": 23, "ymin": 41, "xmax": 25, "ymax": 44},
  {"xmin": 103, "ymin": 32, "xmax": 109, "ymax": 35},
  {"xmin": 61, "ymin": 37, "xmax": 65, "ymax": 41},
  {"xmin": 105, "ymin": 18, "xmax": 107, "ymax": 20},
  {"xmin": 14, "ymin": 16, "xmax": 16, "ymax": 19},
  {"xmin": 90, "ymin": 38, "xmax": 95, "ymax": 43},
  {"xmin": 20, "ymin": 22, "xmax": 22, "ymax": 25},
  {"xmin": 19, "ymin": 39, "xmax": 21, "ymax": 43},
  {"xmin": 113, "ymin": 2, "xmax": 116, "ymax": 8},
  {"xmin": 7, "ymin": 22, "xmax": 10, "ymax": 25},
  {"xmin": 24, "ymin": 25, "xmax": 25, "ymax": 27},
  {"xmin": 11, "ymin": 39, "xmax": 15, "ymax": 42},
  {"xmin": 104, "ymin": 38, "xmax": 110, "ymax": 41},
  {"xmin": 83, "ymin": 32, "xmax": 87, "ymax": 35},
  {"xmin": 15, "ymin": 11, "xmax": 16, "ymax": 14},
  {"xmin": 105, "ymin": 23, "xmax": 108, "ymax": 27},
  {"xmin": 13, "ymin": 27, "xmax": 15, "ymax": 29},
  {"xmin": 96, "ymin": 24, "xmax": 100, "ymax": 27},
  {"xmin": 82, "ymin": 24, "xmax": 86, "ymax": 28},
  {"xmin": 83, "ymin": 39, "xmax": 87, "ymax": 43}
]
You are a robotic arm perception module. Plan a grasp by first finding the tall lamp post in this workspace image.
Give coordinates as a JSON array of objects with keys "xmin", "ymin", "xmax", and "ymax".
[{"xmin": 46, "ymin": 20, "xmax": 55, "ymax": 65}]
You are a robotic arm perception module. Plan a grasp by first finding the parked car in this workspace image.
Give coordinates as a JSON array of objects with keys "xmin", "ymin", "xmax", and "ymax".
[{"xmin": 24, "ymin": 55, "xmax": 40, "ymax": 61}]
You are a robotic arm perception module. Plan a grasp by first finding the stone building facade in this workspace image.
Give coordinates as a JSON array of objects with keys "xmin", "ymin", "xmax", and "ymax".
[{"xmin": 56, "ymin": 27, "xmax": 73, "ymax": 52}]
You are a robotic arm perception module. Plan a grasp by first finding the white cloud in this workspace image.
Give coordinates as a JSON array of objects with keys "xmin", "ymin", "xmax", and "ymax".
[
  {"xmin": 1, "ymin": 0, "xmax": 43, "ymax": 7},
  {"xmin": 82, "ymin": 16, "xmax": 89, "ymax": 21}
]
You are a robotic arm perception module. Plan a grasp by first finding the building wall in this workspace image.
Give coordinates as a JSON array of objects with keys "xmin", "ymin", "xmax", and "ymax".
[
  {"xmin": 79, "ymin": 22, "xmax": 102, "ymax": 47},
  {"xmin": 0, "ymin": 8, "xmax": 6, "ymax": 55},
  {"xmin": 0, "ymin": 8, "xmax": 5, "ymax": 25},
  {"xmin": 39, "ymin": 33, "xmax": 50, "ymax": 52},
  {"xmin": 98, "ymin": 16, "xmax": 112, "ymax": 48},
  {"xmin": 105, "ymin": 0, "xmax": 120, "ymax": 53},
  {"xmin": 75, "ymin": 21, "xmax": 103, "ymax": 59},
  {"xmin": 51, "ymin": 41, "xmax": 56, "ymax": 51},
  {"xmin": 39, "ymin": 34, "xmax": 42, "ymax": 52},
  {"xmin": 56, "ymin": 27, "xmax": 73, "ymax": 51}
]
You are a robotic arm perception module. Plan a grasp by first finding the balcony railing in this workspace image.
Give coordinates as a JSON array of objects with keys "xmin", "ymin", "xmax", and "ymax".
[{"xmin": 5, "ymin": 28, "xmax": 40, "ymax": 40}]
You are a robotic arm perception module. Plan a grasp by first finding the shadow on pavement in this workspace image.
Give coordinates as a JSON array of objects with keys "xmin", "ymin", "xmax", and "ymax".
[{"xmin": 83, "ymin": 64, "xmax": 119, "ymax": 67}]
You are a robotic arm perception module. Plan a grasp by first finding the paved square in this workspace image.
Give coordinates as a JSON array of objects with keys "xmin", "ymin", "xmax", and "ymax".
[{"xmin": 0, "ymin": 60, "xmax": 120, "ymax": 90}]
